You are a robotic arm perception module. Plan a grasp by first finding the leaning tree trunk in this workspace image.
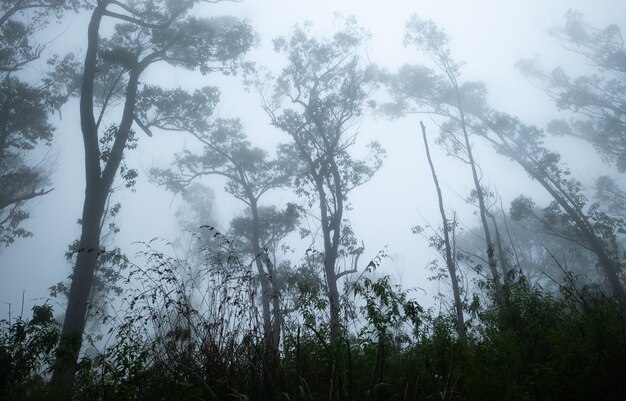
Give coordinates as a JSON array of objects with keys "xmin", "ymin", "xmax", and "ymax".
[
  {"xmin": 479, "ymin": 115, "xmax": 626, "ymax": 309},
  {"xmin": 421, "ymin": 121, "xmax": 467, "ymax": 343},
  {"xmin": 517, "ymin": 155, "xmax": 626, "ymax": 309},
  {"xmin": 455, "ymin": 90, "xmax": 503, "ymax": 299},
  {"xmin": 489, "ymin": 212, "xmax": 511, "ymax": 282}
]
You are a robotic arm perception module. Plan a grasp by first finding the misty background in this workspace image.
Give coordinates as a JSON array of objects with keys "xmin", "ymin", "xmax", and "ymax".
[{"xmin": 1, "ymin": 0, "xmax": 625, "ymax": 321}]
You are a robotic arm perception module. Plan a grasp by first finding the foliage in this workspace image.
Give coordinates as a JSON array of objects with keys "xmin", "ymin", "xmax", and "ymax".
[
  {"xmin": 151, "ymin": 116, "xmax": 298, "ymax": 354},
  {"xmin": 70, "ymin": 234, "xmax": 270, "ymax": 400},
  {"xmin": 151, "ymin": 118, "xmax": 290, "ymax": 209},
  {"xmin": 231, "ymin": 202, "xmax": 299, "ymax": 244},
  {"xmin": 262, "ymin": 17, "xmax": 385, "ymax": 343},
  {"xmin": 518, "ymin": 10, "xmax": 626, "ymax": 171},
  {"xmin": 385, "ymin": 14, "xmax": 626, "ymax": 307},
  {"xmin": 4, "ymin": 5, "xmax": 626, "ymax": 401},
  {"xmin": 0, "ymin": 1, "xmax": 81, "ymax": 73},
  {"xmin": 53, "ymin": 0, "xmax": 255, "ymax": 385},
  {"xmin": 0, "ymin": 0, "xmax": 77, "ymax": 247},
  {"xmin": 7, "ymin": 257, "xmax": 626, "ymax": 401},
  {"xmin": 0, "ymin": 304, "xmax": 60, "ymax": 400},
  {"xmin": 459, "ymin": 206, "xmax": 600, "ymax": 291},
  {"xmin": 354, "ymin": 267, "xmax": 422, "ymax": 338}
]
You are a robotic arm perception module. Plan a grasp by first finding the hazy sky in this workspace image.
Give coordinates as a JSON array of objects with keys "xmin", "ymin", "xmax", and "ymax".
[{"xmin": 2, "ymin": 0, "xmax": 625, "ymax": 316}]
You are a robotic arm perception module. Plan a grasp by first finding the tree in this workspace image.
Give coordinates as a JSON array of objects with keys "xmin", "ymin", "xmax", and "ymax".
[
  {"xmin": 1, "ymin": 0, "xmax": 79, "ymax": 72},
  {"xmin": 173, "ymin": 182, "xmax": 220, "ymax": 263},
  {"xmin": 261, "ymin": 19, "xmax": 384, "ymax": 343},
  {"xmin": 476, "ymin": 111, "xmax": 626, "ymax": 308},
  {"xmin": 419, "ymin": 121, "xmax": 466, "ymax": 341},
  {"xmin": 229, "ymin": 204, "xmax": 299, "ymax": 348},
  {"xmin": 151, "ymin": 118, "xmax": 296, "ymax": 352},
  {"xmin": 594, "ymin": 175, "xmax": 626, "ymax": 220},
  {"xmin": 458, "ymin": 203, "xmax": 600, "ymax": 290},
  {"xmin": 387, "ymin": 16, "xmax": 626, "ymax": 308},
  {"xmin": 386, "ymin": 15, "xmax": 503, "ymax": 298},
  {"xmin": 389, "ymin": 47, "xmax": 626, "ymax": 307},
  {"xmin": 0, "ymin": 0, "xmax": 78, "ymax": 246},
  {"xmin": 52, "ymin": 0, "xmax": 254, "ymax": 387},
  {"xmin": 517, "ymin": 10, "xmax": 626, "ymax": 171}
]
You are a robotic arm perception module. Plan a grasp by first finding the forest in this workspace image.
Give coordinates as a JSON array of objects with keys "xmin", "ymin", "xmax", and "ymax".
[{"xmin": 1, "ymin": 0, "xmax": 626, "ymax": 400}]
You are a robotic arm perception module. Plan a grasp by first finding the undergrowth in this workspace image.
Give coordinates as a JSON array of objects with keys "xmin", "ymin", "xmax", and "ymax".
[{"xmin": 2, "ymin": 243, "xmax": 626, "ymax": 401}]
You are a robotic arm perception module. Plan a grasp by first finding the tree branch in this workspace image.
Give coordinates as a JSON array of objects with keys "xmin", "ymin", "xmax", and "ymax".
[{"xmin": 0, "ymin": 187, "xmax": 54, "ymax": 210}]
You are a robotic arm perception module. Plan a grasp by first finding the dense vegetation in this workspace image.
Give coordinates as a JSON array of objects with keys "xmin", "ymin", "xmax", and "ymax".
[
  {"xmin": 2, "ymin": 246, "xmax": 626, "ymax": 400},
  {"xmin": 2, "ymin": 1, "xmax": 626, "ymax": 400}
]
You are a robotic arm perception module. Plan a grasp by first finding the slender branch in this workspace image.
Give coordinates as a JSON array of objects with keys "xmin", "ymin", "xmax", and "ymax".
[
  {"xmin": 133, "ymin": 116, "xmax": 153, "ymax": 137},
  {"xmin": 102, "ymin": 10, "xmax": 167, "ymax": 29},
  {"xmin": 0, "ymin": 187, "xmax": 54, "ymax": 210}
]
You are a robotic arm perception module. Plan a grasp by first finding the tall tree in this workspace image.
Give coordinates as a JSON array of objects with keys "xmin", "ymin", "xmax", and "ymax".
[
  {"xmin": 400, "ymin": 50, "xmax": 626, "ymax": 307},
  {"xmin": 173, "ymin": 182, "xmax": 220, "ymax": 264},
  {"xmin": 477, "ymin": 111, "xmax": 626, "ymax": 307},
  {"xmin": 518, "ymin": 10, "xmax": 626, "ymax": 171},
  {"xmin": 1, "ymin": 0, "xmax": 79, "ymax": 73},
  {"xmin": 497, "ymin": 11, "xmax": 626, "ymax": 304},
  {"xmin": 386, "ymin": 15, "xmax": 503, "ymax": 298},
  {"xmin": 52, "ymin": 0, "xmax": 253, "ymax": 387},
  {"xmin": 457, "ymin": 202, "xmax": 600, "ymax": 289},
  {"xmin": 0, "ymin": 0, "xmax": 78, "ymax": 246},
  {"xmin": 387, "ymin": 38, "xmax": 626, "ymax": 306},
  {"xmin": 420, "ymin": 121, "xmax": 466, "ymax": 341},
  {"xmin": 261, "ymin": 19, "xmax": 384, "ymax": 343},
  {"xmin": 151, "ymin": 118, "xmax": 295, "ymax": 352}
]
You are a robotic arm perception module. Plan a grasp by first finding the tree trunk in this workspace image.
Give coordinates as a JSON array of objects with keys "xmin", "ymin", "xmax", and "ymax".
[
  {"xmin": 326, "ymin": 259, "xmax": 341, "ymax": 344},
  {"xmin": 315, "ymin": 171, "xmax": 342, "ymax": 344},
  {"xmin": 52, "ymin": 0, "xmax": 145, "ymax": 387},
  {"xmin": 260, "ymin": 250, "xmax": 282, "ymax": 351},
  {"xmin": 489, "ymin": 212, "xmax": 511, "ymax": 282},
  {"xmin": 420, "ymin": 121, "xmax": 467, "ymax": 343},
  {"xmin": 455, "ymin": 92, "xmax": 502, "ymax": 299},
  {"xmin": 51, "ymin": 2, "xmax": 108, "ymax": 388},
  {"xmin": 51, "ymin": 186, "xmax": 106, "ymax": 386},
  {"xmin": 249, "ymin": 199, "xmax": 274, "ymax": 349},
  {"xmin": 481, "ymin": 116, "xmax": 626, "ymax": 309},
  {"xmin": 328, "ymin": 159, "xmax": 345, "ymax": 345}
]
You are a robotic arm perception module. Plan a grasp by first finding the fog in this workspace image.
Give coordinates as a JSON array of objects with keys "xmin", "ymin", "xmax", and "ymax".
[
  {"xmin": 0, "ymin": 0, "xmax": 626, "ymax": 399},
  {"xmin": 4, "ymin": 0, "xmax": 622, "ymax": 305}
]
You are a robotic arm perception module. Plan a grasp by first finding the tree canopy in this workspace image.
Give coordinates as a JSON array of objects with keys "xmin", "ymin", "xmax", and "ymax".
[{"xmin": 0, "ymin": 0, "xmax": 78, "ymax": 246}]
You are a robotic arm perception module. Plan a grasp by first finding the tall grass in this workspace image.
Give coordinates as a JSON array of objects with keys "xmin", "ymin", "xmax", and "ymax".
[{"xmin": 2, "ymin": 240, "xmax": 626, "ymax": 400}]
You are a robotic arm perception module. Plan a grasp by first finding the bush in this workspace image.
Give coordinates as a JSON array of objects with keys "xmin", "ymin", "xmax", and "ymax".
[
  {"xmin": 0, "ymin": 304, "xmax": 59, "ymax": 401},
  {"xmin": 5, "ymin": 254, "xmax": 626, "ymax": 401}
]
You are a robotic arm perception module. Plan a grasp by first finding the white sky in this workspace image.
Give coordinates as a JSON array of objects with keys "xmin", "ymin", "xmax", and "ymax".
[{"xmin": 1, "ymin": 0, "xmax": 625, "ymax": 317}]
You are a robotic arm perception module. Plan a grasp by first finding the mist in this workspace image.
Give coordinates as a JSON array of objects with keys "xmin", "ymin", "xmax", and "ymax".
[{"xmin": 1, "ymin": 0, "xmax": 626, "ymax": 399}]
